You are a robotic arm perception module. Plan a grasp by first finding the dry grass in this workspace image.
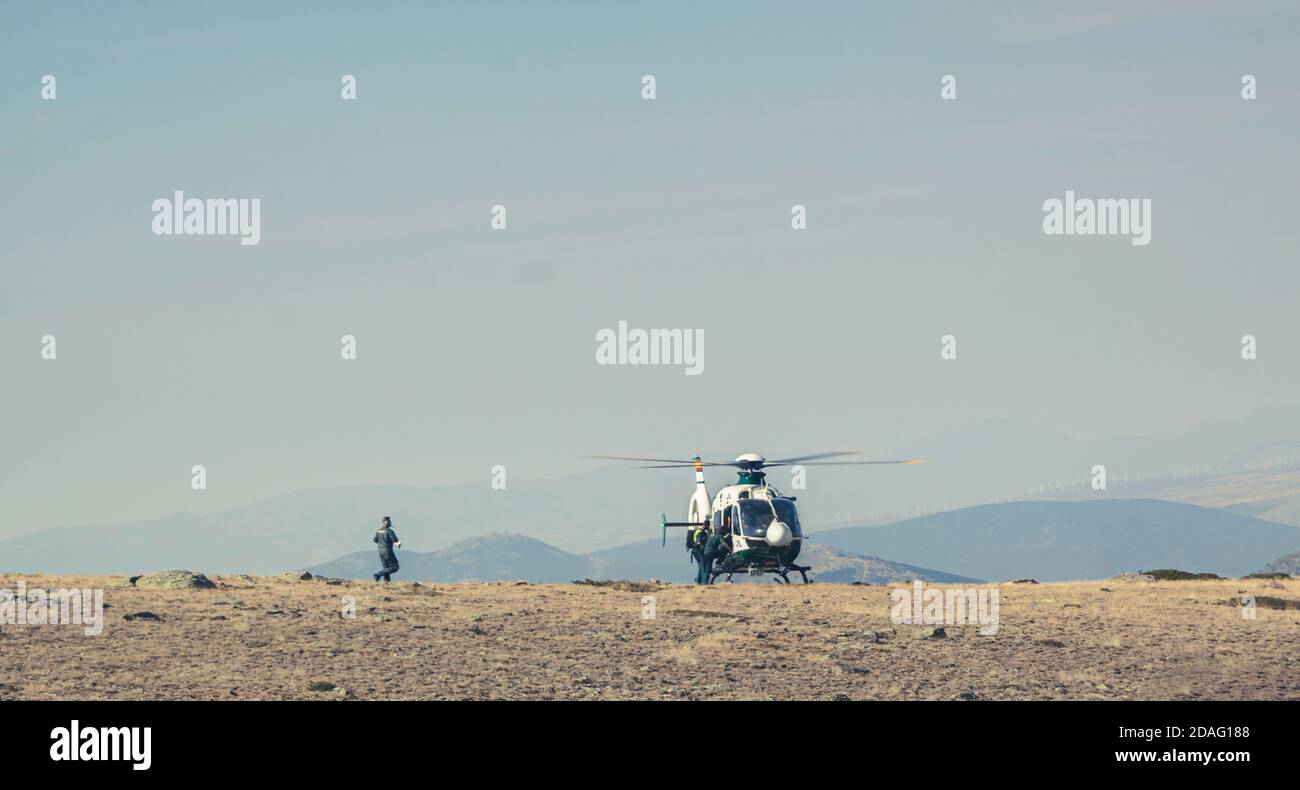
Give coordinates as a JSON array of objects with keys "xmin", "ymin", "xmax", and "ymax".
[{"xmin": 1, "ymin": 573, "xmax": 1298, "ymax": 700}]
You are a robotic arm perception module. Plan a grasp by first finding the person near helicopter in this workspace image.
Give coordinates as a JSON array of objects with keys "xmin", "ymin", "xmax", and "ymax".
[
  {"xmin": 687, "ymin": 520, "xmax": 709, "ymax": 584},
  {"xmin": 699, "ymin": 520, "xmax": 732, "ymax": 585}
]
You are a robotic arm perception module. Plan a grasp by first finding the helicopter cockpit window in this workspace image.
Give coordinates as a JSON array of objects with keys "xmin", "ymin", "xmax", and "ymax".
[
  {"xmin": 772, "ymin": 499, "xmax": 801, "ymax": 536},
  {"xmin": 737, "ymin": 499, "xmax": 802, "ymax": 538}
]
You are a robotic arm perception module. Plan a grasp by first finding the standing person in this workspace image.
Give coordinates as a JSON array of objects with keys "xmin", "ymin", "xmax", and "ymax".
[
  {"xmin": 700, "ymin": 526, "xmax": 729, "ymax": 585},
  {"xmin": 373, "ymin": 516, "xmax": 401, "ymax": 582},
  {"xmin": 688, "ymin": 522, "xmax": 708, "ymax": 584}
]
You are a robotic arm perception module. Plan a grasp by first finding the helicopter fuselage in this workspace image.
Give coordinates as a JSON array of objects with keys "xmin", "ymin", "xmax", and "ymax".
[{"xmin": 703, "ymin": 482, "xmax": 804, "ymax": 572}]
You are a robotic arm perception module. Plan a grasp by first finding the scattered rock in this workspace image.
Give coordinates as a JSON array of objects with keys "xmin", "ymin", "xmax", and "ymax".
[
  {"xmin": 1109, "ymin": 573, "xmax": 1157, "ymax": 583},
  {"xmin": 675, "ymin": 609, "xmax": 746, "ymax": 620},
  {"xmin": 835, "ymin": 630, "xmax": 880, "ymax": 643},
  {"xmin": 1245, "ymin": 596, "xmax": 1300, "ymax": 611},
  {"xmin": 123, "ymin": 611, "xmax": 162, "ymax": 622},
  {"xmin": 572, "ymin": 579, "xmax": 661, "ymax": 593},
  {"xmin": 1037, "ymin": 639, "xmax": 1066, "ymax": 648},
  {"xmin": 1141, "ymin": 569, "xmax": 1224, "ymax": 581},
  {"xmin": 134, "ymin": 571, "xmax": 216, "ymax": 590}
]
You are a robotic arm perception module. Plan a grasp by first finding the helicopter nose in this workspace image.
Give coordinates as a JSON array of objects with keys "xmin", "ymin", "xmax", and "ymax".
[{"xmin": 767, "ymin": 521, "xmax": 792, "ymax": 547}]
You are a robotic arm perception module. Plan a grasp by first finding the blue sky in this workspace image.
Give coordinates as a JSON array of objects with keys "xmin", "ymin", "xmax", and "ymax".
[{"xmin": 2, "ymin": 1, "xmax": 1299, "ymax": 535}]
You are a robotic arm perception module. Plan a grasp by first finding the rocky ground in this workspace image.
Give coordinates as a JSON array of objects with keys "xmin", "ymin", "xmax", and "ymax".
[{"xmin": 2, "ymin": 572, "xmax": 1298, "ymax": 700}]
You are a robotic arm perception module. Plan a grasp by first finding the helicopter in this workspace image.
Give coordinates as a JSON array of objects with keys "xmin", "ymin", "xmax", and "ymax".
[{"xmin": 588, "ymin": 452, "xmax": 924, "ymax": 584}]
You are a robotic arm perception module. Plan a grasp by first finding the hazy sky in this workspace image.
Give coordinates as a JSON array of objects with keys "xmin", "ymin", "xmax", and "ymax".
[{"xmin": 3, "ymin": 1, "xmax": 1299, "ymax": 535}]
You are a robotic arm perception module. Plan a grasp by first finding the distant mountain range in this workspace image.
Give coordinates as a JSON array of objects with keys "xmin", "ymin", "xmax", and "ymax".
[
  {"xmin": 3, "ymin": 423, "xmax": 1300, "ymax": 581},
  {"xmin": 774, "ymin": 543, "xmax": 981, "ymax": 585},
  {"xmin": 303, "ymin": 499, "xmax": 1300, "ymax": 584},
  {"xmin": 1263, "ymin": 550, "xmax": 1300, "ymax": 576},
  {"xmin": 806, "ymin": 412, "xmax": 1300, "ymax": 528},
  {"xmin": 812, "ymin": 499, "xmax": 1300, "ymax": 582},
  {"xmin": 9, "ymin": 411, "xmax": 1300, "ymax": 560},
  {"xmin": 305, "ymin": 532, "xmax": 979, "ymax": 585},
  {"xmin": 309, "ymin": 533, "xmax": 596, "ymax": 583},
  {"xmin": 0, "ymin": 468, "xmax": 690, "ymax": 575},
  {"xmin": 1017, "ymin": 465, "xmax": 1300, "ymax": 528}
]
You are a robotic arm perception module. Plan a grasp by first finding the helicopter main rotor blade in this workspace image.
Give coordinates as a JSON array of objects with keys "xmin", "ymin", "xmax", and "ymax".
[
  {"xmin": 586, "ymin": 452, "xmax": 925, "ymax": 469},
  {"xmin": 582, "ymin": 455, "xmax": 734, "ymax": 466},
  {"xmin": 763, "ymin": 459, "xmax": 926, "ymax": 467},
  {"xmin": 764, "ymin": 451, "xmax": 862, "ymax": 464}
]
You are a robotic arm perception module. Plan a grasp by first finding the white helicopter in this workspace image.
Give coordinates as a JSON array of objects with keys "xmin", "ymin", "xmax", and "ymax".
[{"xmin": 589, "ymin": 452, "xmax": 924, "ymax": 583}]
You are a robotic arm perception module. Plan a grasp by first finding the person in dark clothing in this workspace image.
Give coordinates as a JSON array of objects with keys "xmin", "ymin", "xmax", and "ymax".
[
  {"xmin": 372, "ymin": 516, "xmax": 401, "ymax": 582},
  {"xmin": 700, "ymin": 528, "xmax": 729, "ymax": 585},
  {"xmin": 688, "ymin": 524, "xmax": 708, "ymax": 584}
]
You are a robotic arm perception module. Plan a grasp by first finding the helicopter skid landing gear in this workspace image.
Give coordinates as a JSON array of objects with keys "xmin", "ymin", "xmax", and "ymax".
[
  {"xmin": 709, "ymin": 565, "xmax": 811, "ymax": 584},
  {"xmin": 780, "ymin": 565, "xmax": 812, "ymax": 583}
]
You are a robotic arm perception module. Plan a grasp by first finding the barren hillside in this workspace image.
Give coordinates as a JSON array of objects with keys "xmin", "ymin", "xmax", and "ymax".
[{"xmin": 2, "ymin": 573, "xmax": 1298, "ymax": 701}]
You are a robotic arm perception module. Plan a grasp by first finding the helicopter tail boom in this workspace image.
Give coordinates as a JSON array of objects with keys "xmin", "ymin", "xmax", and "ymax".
[{"xmin": 659, "ymin": 514, "xmax": 708, "ymax": 546}]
